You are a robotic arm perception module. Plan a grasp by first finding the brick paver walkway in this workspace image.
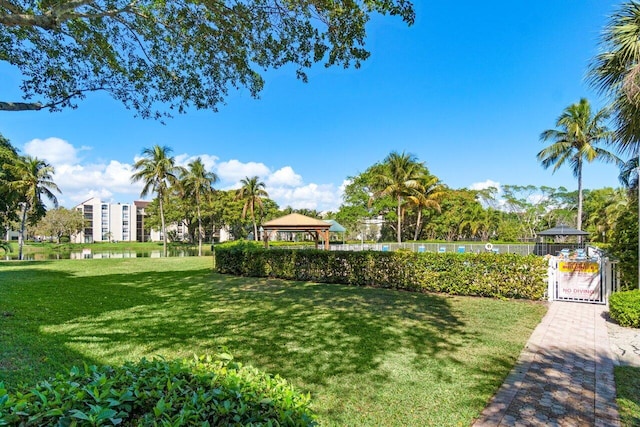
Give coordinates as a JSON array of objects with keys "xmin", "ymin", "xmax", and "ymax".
[{"xmin": 473, "ymin": 302, "xmax": 620, "ymax": 427}]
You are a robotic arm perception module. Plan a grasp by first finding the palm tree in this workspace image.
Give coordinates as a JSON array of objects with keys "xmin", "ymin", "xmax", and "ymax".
[
  {"xmin": 235, "ymin": 176, "xmax": 268, "ymax": 241},
  {"xmin": 537, "ymin": 98, "xmax": 621, "ymax": 231},
  {"xmin": 372, "ymin": 151, "xmax": 424, "ymax": 243},
  {"xmin": 589, "ymin": 4, "xmax": 640, "ymax": 289},
  {"xmin": 6, "ymin": 156, "xmax": 60, "ymax": 260},
  {"xmin": 406, "ymin": 173, "xmax": 444, "ymax": 241},
  {"xmin": 180, "ymin": 158, "xmax": 218, "ymax": 255},
  {"xmin": 131, "ymin": 145, "xmax": 179, "ymax": 257},
  {"xmin": 589, "ymin": 1, "xmax": 640, "ymax": 153},
  {"xmin": 619, "ymin": 156, "xmax": 638, "ymax": 189}
]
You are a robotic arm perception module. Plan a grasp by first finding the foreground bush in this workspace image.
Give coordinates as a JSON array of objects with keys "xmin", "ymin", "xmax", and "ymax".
[
  {"xmin": 0, "ymin": 355, "xmax": 316, "ymax": 426},
  {"xmin": 609, "ymin": 290, "xmax": 640, "ymax": 328},
  {"xmin": 216, "ymin": 248, "xmax": 548, "ymax": 300}
]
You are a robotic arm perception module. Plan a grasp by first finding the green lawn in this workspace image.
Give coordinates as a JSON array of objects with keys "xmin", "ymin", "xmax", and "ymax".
[
  {"xmin": 615, "ymin": 365, "xmax": 640, "ymax": 427},
  {"xmin": 0, "ymin": 257, "xmax": 547, "ymax": 426},
  {"xmin": 6, "ymin": 240, "xmax": 201, "ymax": 254}
]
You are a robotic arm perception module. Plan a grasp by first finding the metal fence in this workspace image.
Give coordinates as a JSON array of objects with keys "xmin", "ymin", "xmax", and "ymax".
[{"xmin": 271, "ymin": 242, "xmax": 538, "ymax": 255}]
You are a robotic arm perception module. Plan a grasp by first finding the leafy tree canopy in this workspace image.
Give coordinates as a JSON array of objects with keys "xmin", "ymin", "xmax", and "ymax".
[{"xmin": 0, "ymin": 0, "xmax": 415, "ymax": 118}]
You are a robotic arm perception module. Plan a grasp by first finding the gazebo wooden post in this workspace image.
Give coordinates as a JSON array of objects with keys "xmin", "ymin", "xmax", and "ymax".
[
  {"xmin": 323, "ymin": 230, "xmax": 329, "ymax": 250},
  {"xmin": 263, "ymin": 230, "xmax": 269, "ymax": 248}
]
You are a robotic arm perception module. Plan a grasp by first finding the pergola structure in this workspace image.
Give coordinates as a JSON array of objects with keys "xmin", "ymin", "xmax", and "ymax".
[{"xmin": 262, "ymin": 213, "xmax": 331, "ymax": 249}]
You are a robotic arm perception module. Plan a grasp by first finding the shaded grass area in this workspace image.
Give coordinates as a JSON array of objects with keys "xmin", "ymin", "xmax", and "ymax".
[
  {"xmin": 0, "ymin": 257, "xmax": 547, "ymax": 426},
  {"xmin": 615, "ymin": 365, "xmax": 640, "ymax": 427}
]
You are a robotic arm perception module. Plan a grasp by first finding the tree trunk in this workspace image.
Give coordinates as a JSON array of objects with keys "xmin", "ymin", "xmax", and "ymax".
[
  {"xmin": 18, "ymin": 202, "xmax": 28, "ymax": 260},
  {"xmin": 413, "ymin": 209, "xmax": 422, "ymax": 241},
  {"xmin": 159, "ymin": 195, "xmax": 167, "ymax": 257},
  {"xmin": 397, "ymin": 196, "xmax": 402, "ymax": 243},
  {"xmin": 0, "ymin": 101, "xmax": 43, "ymax": 111},
  {"xmin": 577, "ymin": 165, "xmax": 583, "ymax": 231},
  {"xmin": 196, "ymin": 198, "xmax": 202, "ymax": 256},
  {"xmin": 249, "ymin": 201, "xmax": 258, "ymax": 241}
]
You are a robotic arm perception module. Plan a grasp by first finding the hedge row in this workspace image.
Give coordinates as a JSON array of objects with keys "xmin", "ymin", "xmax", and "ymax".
[
  {"xmin": 609, "ymin": 289, "xmax": 640, "ymax": 328},
  {"xmin": 215, "ymin": 245, "xmax": 548, "ymax": 300},
  {"xmin": 0, "ymin": 355, "xmax": 316, "ymax": 426}
]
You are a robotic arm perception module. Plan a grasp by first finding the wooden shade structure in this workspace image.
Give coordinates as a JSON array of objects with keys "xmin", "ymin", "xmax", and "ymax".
[{"xmin": 262, "ymin": 213, "xmax": 331, "ymax": 249}]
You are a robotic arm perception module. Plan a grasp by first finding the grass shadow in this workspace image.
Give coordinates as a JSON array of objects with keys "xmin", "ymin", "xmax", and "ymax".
[{"xmin": 0, "ymin": 258, "xmax": 546, "ymax": 426}]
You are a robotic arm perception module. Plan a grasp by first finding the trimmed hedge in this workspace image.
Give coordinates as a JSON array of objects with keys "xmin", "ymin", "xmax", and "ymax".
[
  {"xmin": 0, "ymin": 355, "xmax": 316, "ymax": 426},
  {"xmin": 609, "ymin": 289, "xmax": 640, "ymax": 328},
  {"xmin": 215, "ymin": 247, "xmax": 548, "ymax": 300}
]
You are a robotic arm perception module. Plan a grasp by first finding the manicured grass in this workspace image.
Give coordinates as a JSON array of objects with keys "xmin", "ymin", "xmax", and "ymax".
[
  {"xmin": 10, "ymin": 240, "xmax": 197, "ymax": 254},
  {"xmin": 0, "ymin": 257, "xmax": 547, "ymax": 426},
  {"xmin": 615, "ymin": 365, "xmax": 640, "ymax": 427}
]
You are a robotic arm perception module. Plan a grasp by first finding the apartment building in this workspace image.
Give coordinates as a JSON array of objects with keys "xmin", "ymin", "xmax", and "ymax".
[
  {"xmin": 72, "ymin": 197, "xmax": 229, "ymax": 243},
  {"xmin": 73, "ymin": 197, "xmax": 150, "ymax": 243}
]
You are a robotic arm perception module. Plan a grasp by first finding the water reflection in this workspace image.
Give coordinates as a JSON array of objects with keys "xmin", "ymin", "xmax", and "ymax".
[{"xmin": 3, "ymin": 248, "xmax": 212, "ymax": 261}]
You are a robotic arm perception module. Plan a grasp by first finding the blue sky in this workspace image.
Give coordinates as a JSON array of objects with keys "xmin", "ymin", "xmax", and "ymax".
[{"xmin": 0, "ymin": 1, "xmax": 627, "ymax": 212}]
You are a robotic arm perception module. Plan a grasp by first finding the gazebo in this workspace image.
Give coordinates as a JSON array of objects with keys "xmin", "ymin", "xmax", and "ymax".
[
  {"xmin": 324, "ymin": 219, "xmax": 346, "ymax": 242},
  {"xmin": 534, "ymin": 225, "xmax": 590, "ymax": 256},
  {"xmin": 262, "ymin": 213, "xmax": 331, "ymax": 250}
]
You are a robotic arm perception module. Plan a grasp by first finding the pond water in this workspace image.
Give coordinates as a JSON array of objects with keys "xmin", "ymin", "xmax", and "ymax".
[{"xmin": 3, "ymin": 248, "xmax": 212, "ymax": 261}]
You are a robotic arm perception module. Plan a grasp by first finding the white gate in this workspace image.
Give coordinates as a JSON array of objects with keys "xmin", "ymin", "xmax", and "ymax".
[{"xmin": 547, "ymin": 247, "xmax": 619, "ymax": 304}]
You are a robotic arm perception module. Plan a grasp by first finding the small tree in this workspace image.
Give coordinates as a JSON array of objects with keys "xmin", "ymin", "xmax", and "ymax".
[
  {"xmin": 179, "ymin": 158, "xmax": 218, "ymax": 255},
  {"xmin": 6, "ymin": 156, "xmax": 60, "ymax": 259},
  {"xmin": 131, "ymin": 145, "xmax": 180, "ymax": 257},
  {"xmin": 235, "ymin": 176, "xmax": 268, "ymax": 241},
  {"xmin": 34, "ymin": 207, "xmax": 84, "ymax": 243}
]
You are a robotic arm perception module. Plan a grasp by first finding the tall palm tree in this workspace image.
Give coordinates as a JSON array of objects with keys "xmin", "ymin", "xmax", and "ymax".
[
  {"xmin": 589, "ymin": 1, "xmax": 640, "ymax": 154},
  {"xmin": 180, "ymin": 158, "xmax": 218, "ymax": 256},
  {"xmin": 131, "ymin": 145, "xmax": 179, "ymax": 257},
  {"xmin": 537, "ymin": 98, "xmax": 621, "ymax": 231},
  {"xmin": 372, "ymin": 151, "xmax": 424, "ymax": 243},
  {"xmin": 589, "ymin": 4, "xmax": 640, "ymax": 289},
  {"xmin": 406, "ymin": 173, "xmax": 444, "ymax": 241},
  {"xmin": 6, "ymin": 156, "xmax": 60, "ymax": 260},
  {"xmin": 235, "ymin": 176, "xmax": 268, "ymax": 241}
]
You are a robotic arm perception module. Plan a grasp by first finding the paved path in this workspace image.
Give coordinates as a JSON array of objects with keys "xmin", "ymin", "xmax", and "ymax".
[{"xmin": 473, "ymin": 301, "xmax": 620, "ymax": 427}]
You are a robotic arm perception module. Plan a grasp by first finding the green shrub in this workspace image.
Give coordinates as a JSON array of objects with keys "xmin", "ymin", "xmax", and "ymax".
[
  {"xmin": 215, "ymin": 248, "xmax": 548, "ymax": 300},
  {"xmin": 0, "ymin": 354, "xmax": 316, "ymax": 426},
  {"xmin": 609, "ymin": 290, "xmax": 640, "ymax": 328}
]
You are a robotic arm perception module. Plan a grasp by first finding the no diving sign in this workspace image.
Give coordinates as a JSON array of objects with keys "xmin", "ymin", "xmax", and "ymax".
[{"xmin": 556, "ymin": 261, "xmax": 601, "ymax": 301}]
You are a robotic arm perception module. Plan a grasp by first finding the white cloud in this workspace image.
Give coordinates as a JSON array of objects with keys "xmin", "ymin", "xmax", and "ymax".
[
  {"xmin": 23, "ymin": 137, "xmax": 86, "ymax": 165},
  {"xmin": 267, "ymin": 166, "xmax": 303, "ymax": 187},
  {"xmin": 175, "ymin": 153, "xmax": 219, "ymax": 171},
  {"xmin": 25, "ymin": 138, "xmax": 344, "ymax": 212},
  {"xmin": 268, "ymin": 183, "xmax": 341, "ymax": 211},
  {"xmin": 469, "ymin": 179, "xmax": 501, "ymax": 191},
  {"xmin": 216, "ymin": 159, "xmax": 270, "ymax": 182}
]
